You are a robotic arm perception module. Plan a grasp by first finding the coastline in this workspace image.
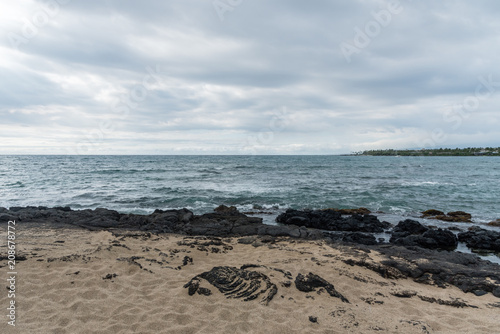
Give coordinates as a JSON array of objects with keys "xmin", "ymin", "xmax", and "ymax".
[{"xmin": 1, "ymin": 205, "xmax": 499, "ymax": 265}]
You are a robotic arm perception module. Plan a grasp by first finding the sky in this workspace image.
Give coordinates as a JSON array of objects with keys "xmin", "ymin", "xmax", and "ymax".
[{"xmin": 1, "ymin": 0, "xmax": 500, "ymax": 155}]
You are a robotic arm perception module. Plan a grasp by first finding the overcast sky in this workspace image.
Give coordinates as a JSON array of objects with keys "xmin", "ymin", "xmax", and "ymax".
[{"xmin": 1, "ymin": 0, "xmax": 499, "ymax": 155}]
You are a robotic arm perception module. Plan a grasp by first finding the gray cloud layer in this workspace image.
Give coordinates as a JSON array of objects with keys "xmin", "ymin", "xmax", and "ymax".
[{"xmin": 1, "ymin": 0, "xmax": 499, "ymax": 154}]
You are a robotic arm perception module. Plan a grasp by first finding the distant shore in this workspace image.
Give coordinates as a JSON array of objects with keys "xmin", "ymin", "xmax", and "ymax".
[{"xmin": 351, "ymin": 147, "xmax": 500, "ymax": 156}]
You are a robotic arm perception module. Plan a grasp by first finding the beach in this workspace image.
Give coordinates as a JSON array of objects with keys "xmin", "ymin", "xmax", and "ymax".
[
  {"xmin": 4, "ymin": 1, "xmax": 500, "ymax": 332},
  {"xmin": 1, "ymin": 209, "xmax": 499, "ymax": 334}
]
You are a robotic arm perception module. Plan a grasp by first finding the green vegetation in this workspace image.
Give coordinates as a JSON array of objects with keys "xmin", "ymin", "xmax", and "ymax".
[{"xmin": 359, "ymin": 147, "xmax": 500, "ymax": 156}]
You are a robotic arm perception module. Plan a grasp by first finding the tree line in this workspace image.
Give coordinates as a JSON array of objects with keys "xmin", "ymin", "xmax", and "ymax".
[{"xmin": 359, "ymin": 147, "xmax": 500, "ymax": 156}]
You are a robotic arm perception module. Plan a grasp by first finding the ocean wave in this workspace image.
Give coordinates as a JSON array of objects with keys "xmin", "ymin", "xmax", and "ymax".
[
  {"xmin": 233, "ymin": 165, "xmax": 253, "ymax": 169},
  {"xmin": 93, "ymin": 169, "xmax": 130, "ymax": 174},
  {"xmin": 233, "ymin": 203, "xmax": 289, "ymax": 212},
  {"xmin": 151, "ymin": 186, "xmax": 177, "ymax": 193},
  {"xmin": 197, "ymin": 169, "xmax": 222, "ymax": 175},
  {"xmin": 401, "ymin": 181, "xmax": 454, "ymax": 187},
  {"xmin": 5, "ymin": 181, "xmax": 25, "ymax": 188},
  {"xmin": 72, "ymin": 192, "xmax": 97, "ymax": 199},
  {"xmin": 93, "ymin": 168, "xmax": 171, "ymax": 175}
]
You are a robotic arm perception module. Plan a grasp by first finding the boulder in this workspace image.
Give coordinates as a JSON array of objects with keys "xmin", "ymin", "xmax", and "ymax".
[
  {"xmin": 338, "ymin": 214, "xmax": 391, "ymax": 233},
  {"xmin": 487, "ymin": 219, "xmax": 500, "ymax": 227},
  {"xmin": 0, "ymin": 213, "xmax": 17, "ymax": 222},
  {"xmin": 53, "ymin": 206, "xmax": 72, "ymax": 212},
  {"xmin": 390, "ymin": 219, "xmax": 429, "ymax": 241},
  {"xmin": 421, "ymin": 229, "xmax": 458, "ymax": 249},
  {"xmin": 458, "ymin": 227, "xmax": 500, "ymax": 252},
  {"xmin": 295, "ymin": 273, "xmax": 349, "ymax": 303},
  {"xmin": 189, "ymin": 207, "xmax": 263, "ymax": 236},
  {"xmin": 421, "ymin": 209, "xmax": 445, "ymax": 217},
  {"xmin": 390, "ymin": 220, "xmax": 457, "ymax": 250},
  {"xmin": 335, "ymin": 207, "xmax": 371, "ymax": 215},
  {"xmin": 276, "ymin": 209, "xmax": 390, "ymax": 233},
  {"xmin": 422, "ymin": 210, "xmax": 473, "ymax": 223},
  {"xmin": 276, "ymin": 209, "xmax": 341, "ymax": 229},
  {"xmin": 445, "ymin": 211, "xmax": 473, "ymax": 222},
  {"xmin": 214, "ymin": 205, "xmax": 239, "ymax": 214}
]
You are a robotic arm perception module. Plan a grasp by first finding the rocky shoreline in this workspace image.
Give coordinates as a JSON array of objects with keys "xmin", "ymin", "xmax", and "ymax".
[{"xmin": 1, "ymin": 205, "xmax": 500, "ymax": 299}]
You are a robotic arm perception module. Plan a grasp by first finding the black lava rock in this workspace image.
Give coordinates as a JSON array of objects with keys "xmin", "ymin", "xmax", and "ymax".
[
  {"xmin": 390, "ymin": 220, "xmax": 457, "ymax": 250},
  {"xmin": 458, "ymin": 227, "xmax": 500, "ymax": 252},
  {"xmin": 390, "ymin": 219, "xmax": 429, "ymax": 241},
  {"xmin": 294, "ymin": 272, "xmax": 349, "ymax": 303},
  {"xmin": 184, "ymin": 266, "xmax": 278, "ymax": 305},
  {"xmin": 276, "ymin": 209, "xmax": 390, "ymax": 233},
  {"xmin": 342, "ymin": 232, "xmax": 378, "ymax": 245},
  {"xmin": 348, "ymin": 244, "xmax": 500, "ymax": 298},
  {"xmin": 309, "ymin": 316, "xmax": 318, "ymax": 323}
]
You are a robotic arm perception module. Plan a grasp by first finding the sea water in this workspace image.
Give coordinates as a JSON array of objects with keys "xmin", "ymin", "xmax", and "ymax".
[{"xmin": 1, "ymin": 155, "xmax": 499, "ymax": 223}]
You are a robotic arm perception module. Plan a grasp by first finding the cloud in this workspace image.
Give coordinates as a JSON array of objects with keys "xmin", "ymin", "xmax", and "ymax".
[{"xmin": 1, "ymin": 0, "xmax": 499, "ymax": 154}]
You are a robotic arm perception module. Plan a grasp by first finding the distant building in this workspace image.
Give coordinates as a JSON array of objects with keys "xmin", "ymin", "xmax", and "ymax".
[{"xmin": 474, "ymin": 150, "xmax": 491, "ymax": 156}]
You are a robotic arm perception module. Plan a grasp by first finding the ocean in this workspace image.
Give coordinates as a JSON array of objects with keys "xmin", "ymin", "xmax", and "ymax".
[{"xmin": 1, "ymin": 155, "xmax": 499, "ymax": 224}]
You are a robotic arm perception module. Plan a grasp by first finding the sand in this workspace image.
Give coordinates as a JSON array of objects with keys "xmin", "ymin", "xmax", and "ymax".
[{"xmin": 1, "ymin": 225, "xmax": 499, "ymax": 334}]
